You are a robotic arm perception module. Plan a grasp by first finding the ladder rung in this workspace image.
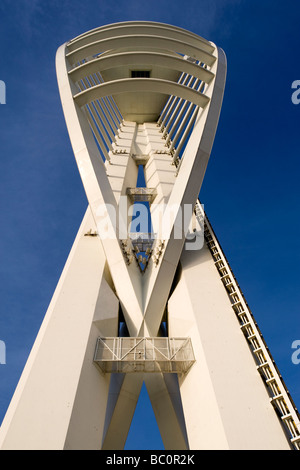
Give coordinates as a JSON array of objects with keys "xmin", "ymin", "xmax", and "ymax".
[
  {"xmin": 240, "ymin": 322, "xmax": 251, "ymax": 329},
  {"xmin": 265, "ymin": 376, "xmax": 276, "ymax": 384},
  {"xmin": 247, "ymin": 333, "xmax": 256, "ymax": 340},
  {"xmin": 270, "ymin": 393, "xmax": 283, "ymax": 402},
  {"xmin": 229, "ymin": 290, "xmax": 237, "ymax": 296},
  {"xmin": 256, "ymin": 361, "xmax": 269, "ymax": 369},
  {"xmin": 220, "ymin": 273, "xmax": 231, "ymax": 280}
]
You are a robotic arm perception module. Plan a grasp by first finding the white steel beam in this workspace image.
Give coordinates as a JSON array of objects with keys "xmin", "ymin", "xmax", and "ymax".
[
  {"xmin": 66, "ymin": 35, "xmax": 216, "ymax": 67},
  {"xmin": 67, "ymin": 21, "xmax": 215, "ymax": 55},
  {"xmin": 73, "ymin": 77, "xmax": 210, "ymax": 109},
  {"xmin": 69, "ymin": 52, "xmax": 214, "ymax": 84}
]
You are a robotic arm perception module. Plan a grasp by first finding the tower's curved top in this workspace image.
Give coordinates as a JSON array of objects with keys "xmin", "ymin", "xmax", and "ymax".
[{"xmin": 62, "ymin": 21, "xmax": 223, "ymax": 122}]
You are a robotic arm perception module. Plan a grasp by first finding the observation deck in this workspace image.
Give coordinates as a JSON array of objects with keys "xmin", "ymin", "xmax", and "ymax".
[
  {"xmin": 126, "ymin": 187, "xmax": 157, "ymax": 204},
  {"xmin": 94, "ymin": 337, "xmax": 195, "ymax": 374}
]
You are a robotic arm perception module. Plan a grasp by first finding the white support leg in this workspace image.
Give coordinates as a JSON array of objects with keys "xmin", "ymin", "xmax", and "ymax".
[
  {"xmin": 168, "ymin": 243, "xmax": 292, "ymax": 450},
  {"xmin": 0, "ymin": 207, "xmax": 119, "ymax": 450}
]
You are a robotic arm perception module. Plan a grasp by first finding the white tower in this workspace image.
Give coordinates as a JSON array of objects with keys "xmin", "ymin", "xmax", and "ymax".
[{"xmin": 0, "ymin": 21, "xmax": 299, "ymax": 450}]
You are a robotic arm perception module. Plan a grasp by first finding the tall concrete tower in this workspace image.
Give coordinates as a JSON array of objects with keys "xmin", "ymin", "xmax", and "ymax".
[{"xmin": 0, "ymin": 21, "xmax": 299, "ymax": 450}]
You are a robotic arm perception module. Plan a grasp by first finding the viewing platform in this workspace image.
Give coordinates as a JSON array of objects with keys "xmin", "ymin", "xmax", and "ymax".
[{"xmin": 94, "ymin": 337, "xmax": 195, "ymax": 374}]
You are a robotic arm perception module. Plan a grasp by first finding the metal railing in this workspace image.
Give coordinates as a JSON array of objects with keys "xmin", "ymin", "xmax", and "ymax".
[
  {"xmin": 126, "ymin": 187, "xmax": 157, "ymax": 204},
  {"xmin": 94, "ymin": 337, "xmax": 195, "ymax": 374}
]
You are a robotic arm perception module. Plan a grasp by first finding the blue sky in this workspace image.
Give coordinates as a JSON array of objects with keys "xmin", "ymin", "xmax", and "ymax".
[{"xmin": 0, "ymin": 0, "xmax": 299, "ymax": 450}]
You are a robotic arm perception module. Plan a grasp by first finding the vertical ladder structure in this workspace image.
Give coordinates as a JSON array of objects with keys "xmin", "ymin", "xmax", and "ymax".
[
  {"xmin": 194, "ymin": 201, "xmax": 300, "ymax": 449},
  {"xmin": 0, "ymin": 21, "xmax": 299, "ymax": 450}
]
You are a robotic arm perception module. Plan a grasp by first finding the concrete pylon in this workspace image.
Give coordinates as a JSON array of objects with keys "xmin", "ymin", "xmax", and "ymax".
[{"xmin": 0, "ymin": 21, "xmax": 299, "ymax": 450}]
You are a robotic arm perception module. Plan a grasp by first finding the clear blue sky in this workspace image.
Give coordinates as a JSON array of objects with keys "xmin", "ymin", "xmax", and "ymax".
[{"xmin": 0, "ymin": 0, "xmax": 299, "ymax": 450}]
